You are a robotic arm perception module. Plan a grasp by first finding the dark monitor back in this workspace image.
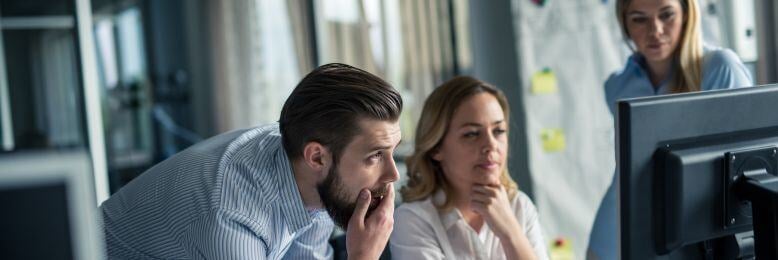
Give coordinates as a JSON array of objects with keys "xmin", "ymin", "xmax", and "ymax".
[{"xmin": 617, "ymin": 85, "xmax": 778, "ymax": 259}]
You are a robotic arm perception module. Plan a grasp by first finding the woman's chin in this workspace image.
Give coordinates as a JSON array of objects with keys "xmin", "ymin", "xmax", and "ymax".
[
  {"xmin": 641, "ymin": 50, "xmax": 672, "ymax": 64},
  {"xmin": 472, "ymin": 172, "xmax": 501, "ymax": 186}
]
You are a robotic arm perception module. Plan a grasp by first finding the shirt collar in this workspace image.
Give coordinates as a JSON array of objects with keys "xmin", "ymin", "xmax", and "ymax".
[
  {"xmin": 433, "ymin": 190, "xmax": 467, "ymax": 231},
  {"xmin": 267, "ymin": 124, "xmax": 313, "ymax": 232},
  {"xmin": 626, "ymin": 53, "xmax": 674, "ymax": 93}
]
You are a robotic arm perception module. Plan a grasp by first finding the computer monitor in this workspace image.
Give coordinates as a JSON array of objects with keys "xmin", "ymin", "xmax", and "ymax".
[
  {"xmin": 618, "ymin": 84, "xmax": 778, "ymax": 259},
  {"xmin": 0, "ymin": 150, "xmax": 105, "ymax": 260}
]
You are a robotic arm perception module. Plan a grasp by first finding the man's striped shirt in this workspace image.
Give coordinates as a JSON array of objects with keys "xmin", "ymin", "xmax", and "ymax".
[{"xmin": 100, "ymin": 123, "xmax": 334, "ymax": 259}]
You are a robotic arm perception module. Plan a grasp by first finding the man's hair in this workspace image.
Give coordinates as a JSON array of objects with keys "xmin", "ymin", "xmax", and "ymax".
[{"xmin": 279, "ymin": 63, "xmax": 403, "ymax": 162}]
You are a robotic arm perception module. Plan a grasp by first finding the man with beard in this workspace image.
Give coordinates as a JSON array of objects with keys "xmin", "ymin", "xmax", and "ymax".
[{"xmin": 100, "ymin": 63, "xmax": 402, "ymax": 259}]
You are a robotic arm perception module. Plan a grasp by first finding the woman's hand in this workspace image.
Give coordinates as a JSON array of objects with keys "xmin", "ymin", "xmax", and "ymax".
[
  {"xmin": 470, "ymin": 184, "xmax": 520, "ymax": 239},
  {"xmin": 471, "ymin": 184, "xmax": 537, "ymax": 260}
]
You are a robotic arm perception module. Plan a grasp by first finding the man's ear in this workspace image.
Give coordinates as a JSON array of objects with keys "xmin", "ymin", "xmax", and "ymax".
[{"xmin": 302, "ymin": 142, "xmax": 331, "ymax": 175}]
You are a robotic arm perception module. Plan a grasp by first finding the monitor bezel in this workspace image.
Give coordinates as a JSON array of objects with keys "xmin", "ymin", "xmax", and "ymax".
[{"xmin": 0, "ymin": 150, "xmax": 105, "ymax": 260}]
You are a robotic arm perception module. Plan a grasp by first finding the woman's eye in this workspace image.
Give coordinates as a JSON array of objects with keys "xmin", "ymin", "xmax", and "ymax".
[
  {"xmin": 369, "ymin": 152, "xmax": 382, "ymax": 161},
  {"xmin": 631, "ymin": 17, "xmax": 647, "ymax": 24},
  {"xmin": 659, "ymin": 12, "xmax": 675, "ymax": 21},
  {"xmin": 493, "ymin": 128, "xmax": 507, "ymax": 136},
  {"xmin": 464, "ymin": 131, "xmax": 479, "ymax": 138}
]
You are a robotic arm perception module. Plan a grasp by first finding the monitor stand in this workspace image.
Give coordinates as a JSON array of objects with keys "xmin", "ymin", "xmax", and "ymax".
[{"xmin": 725, "ymin": 147, "xmax": 778, "ymax": 259}]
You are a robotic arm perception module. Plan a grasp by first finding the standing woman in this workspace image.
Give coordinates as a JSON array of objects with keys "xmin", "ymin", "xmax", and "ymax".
[
  {"xmin": 588, "ymin": 0, "xmax": 752, "ymax": 258},
  {"xmin": 390, "ymin": 76, "xmax": 548, "ymax": 260}
]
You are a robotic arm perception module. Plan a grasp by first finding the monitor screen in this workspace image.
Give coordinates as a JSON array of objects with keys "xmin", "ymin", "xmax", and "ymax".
[
  {"xmin": 617, "ymin": 85, "xmax": 778, "ymax": 259},
  {"xmin": 0, "ymin": 151, "xmax": 105, "ymax": 260},
  {"xmin": 0, "ymin": 181, "xmax": 73, "ymax": 258}
]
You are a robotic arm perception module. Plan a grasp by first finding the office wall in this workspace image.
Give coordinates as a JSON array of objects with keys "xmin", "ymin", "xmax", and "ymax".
[{"xmin": 511, "ymin": 1, "xmax": 626, "ymax": 258}]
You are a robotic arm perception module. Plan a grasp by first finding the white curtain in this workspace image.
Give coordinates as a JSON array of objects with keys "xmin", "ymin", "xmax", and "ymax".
[
  {"xmin": 313, "ymin": 0, "xmax": 457, "ymax": 149},
  {"xmin": 208, "ymin": 0, "xmax": 301, "ymax": 132},
  {"xmin": 33, "ymin": 31, "xmax": 83, "ymax": 147}
]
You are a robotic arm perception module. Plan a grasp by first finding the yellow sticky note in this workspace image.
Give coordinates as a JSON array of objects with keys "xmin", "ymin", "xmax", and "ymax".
[
  {"xmin": 531, "ymin": 68, "xmax": 558, "ymax": 94},
  {"xmin": 541, "ymin": 128, "xmax": 566, "ymax": 152},
  {"xmin": 549, "ymin": 237, "xmax": 574, "ymax": 260}
]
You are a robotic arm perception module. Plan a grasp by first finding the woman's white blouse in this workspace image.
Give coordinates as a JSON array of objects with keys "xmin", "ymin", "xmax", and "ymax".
[{"xmin": 390, "ymin": 190, "xmax": 549, "ymax": 260}]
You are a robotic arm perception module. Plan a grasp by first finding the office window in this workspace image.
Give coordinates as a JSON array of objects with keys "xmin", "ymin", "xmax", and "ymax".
[{"xmin": 313, "ymin": 0, "xmax": 465, "ymax": 156}]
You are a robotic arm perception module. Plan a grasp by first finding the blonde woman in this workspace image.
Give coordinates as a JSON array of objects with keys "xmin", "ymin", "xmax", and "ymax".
[
  {"xmin": 390, "ymin": 76, "xmax": 548, "ymax": 260},
  {"xmin": 588, "ymin": 0, "xmax": 752, "ymax": 258}
]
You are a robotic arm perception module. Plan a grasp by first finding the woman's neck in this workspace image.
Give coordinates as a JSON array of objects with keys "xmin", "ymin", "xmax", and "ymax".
[
  {"xmin": 451, "ymin": 191, "xmax": 485, "ymax": 232},
  {"xmin": 646, "ymin": 58, "xmax": 673, "ymax": 87},
  {"xmin": 461, "ymin": 208, "xmax": 484, "ymax": 233}
]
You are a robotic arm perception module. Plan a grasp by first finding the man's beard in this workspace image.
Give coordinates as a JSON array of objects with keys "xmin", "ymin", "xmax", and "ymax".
[{"xmin": 317, "ymin": 161, "xmax": 389, "ymax": 229}]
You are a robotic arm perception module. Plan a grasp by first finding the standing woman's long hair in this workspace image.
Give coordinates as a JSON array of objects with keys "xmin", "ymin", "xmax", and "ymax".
[{"xmin": 616, "ymin": 0, "xmax": 703, "ymax": 93}]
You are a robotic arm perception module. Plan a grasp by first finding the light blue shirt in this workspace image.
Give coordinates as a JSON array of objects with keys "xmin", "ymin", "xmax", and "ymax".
[
  {"xmin": 603, "ymin": 46, "xmax": 753, "ymax": 114},
  {"xmin": 100, "ymin": 123, "xmax": 334, "ymax": 259},
  {"xmin": 588, "ymin": 46, "xmax": 753, "ymax": 260}
]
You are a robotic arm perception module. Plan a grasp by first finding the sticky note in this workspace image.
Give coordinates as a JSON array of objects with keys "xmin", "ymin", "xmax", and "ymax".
[
  {"xmin": 531, "ymin": 68, "xmax": 558, "ymax": 94},
  {"xmin": 541, "ymin": 128, "xmax": 566, "ymax": 152},
  {"xmin": 549, "ymin": 237, "xmax": 574, "ymax": 260}
]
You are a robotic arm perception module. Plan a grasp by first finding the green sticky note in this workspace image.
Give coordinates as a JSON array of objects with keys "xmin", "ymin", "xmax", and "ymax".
[
  {"xmin": 549, "ymin": 237, "xmax": 574, "ymax": 260},
  {"xmin": 531, "ymin": 68, "xmax": 558, "ymax": 94},
  {"xmin": 541, "ymin": 128, "xmax": 566, "ymax": 152}
]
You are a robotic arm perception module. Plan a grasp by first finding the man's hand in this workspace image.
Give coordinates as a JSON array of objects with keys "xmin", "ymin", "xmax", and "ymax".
[{"xmin": 346, "ymin": 183, "xmax": 395, "ymax": 260}]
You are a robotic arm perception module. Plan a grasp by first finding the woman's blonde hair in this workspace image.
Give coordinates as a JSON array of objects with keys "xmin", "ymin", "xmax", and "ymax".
[
  {"xmin": 400, "ymin": 76, "xmax": 518, "ymax": 210},
  {"xmin": 616, "ymin": 0, "xmax": 703, "ymax": 93}
]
